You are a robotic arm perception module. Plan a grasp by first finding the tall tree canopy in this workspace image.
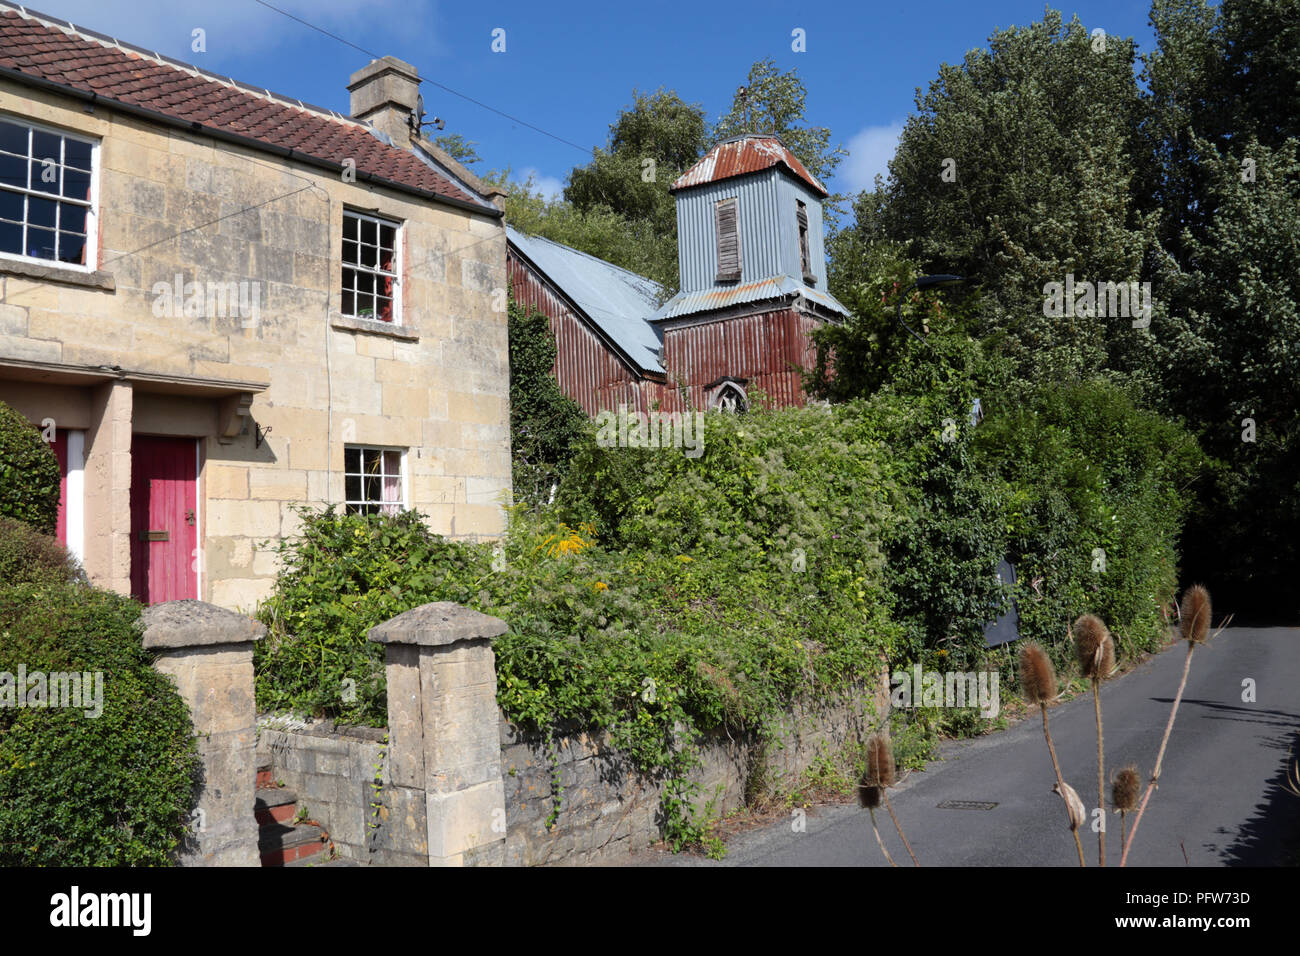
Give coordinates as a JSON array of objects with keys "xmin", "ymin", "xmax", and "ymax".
[
  {"xmin": 843, "ymin": 11, "xmax": 1156, "ymax": 391},
  {"xmin": 826, "ymin": 1, "xmax": 1300, "ymax": 616}
]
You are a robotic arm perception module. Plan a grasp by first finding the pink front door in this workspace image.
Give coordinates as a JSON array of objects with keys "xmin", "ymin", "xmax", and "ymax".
[{"xmin": 130, "ymin": 435, "xmax": 198, "ymax": 604}]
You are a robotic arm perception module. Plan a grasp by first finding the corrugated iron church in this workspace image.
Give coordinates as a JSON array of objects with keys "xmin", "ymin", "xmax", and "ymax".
[{"xmin": 507, "ymin": 134, "xmax": 849, "ymax": 415}]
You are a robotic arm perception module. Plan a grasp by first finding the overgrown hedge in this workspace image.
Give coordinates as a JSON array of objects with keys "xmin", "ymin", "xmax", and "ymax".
[
  {"xmin": 976, "ymin": 380, "xmax": 1203, "ymax": 663},
  {"xmin": 0, "ymin": 515, "xmax": 81, "ymax": 587},
  {"xmin": 256, "ymin": 406, "xmax": 901, "ymax": 848},
  {"xmin": 0, "ymin": 400, "xmax": 60, "ymax": 535},
  {"xmin": 0, "ymin": 577, "xmax": 201, "ymax": 865},
  {"xmin": 253, "ymin": 376, "xmax": 1202, "ymax": 848}
]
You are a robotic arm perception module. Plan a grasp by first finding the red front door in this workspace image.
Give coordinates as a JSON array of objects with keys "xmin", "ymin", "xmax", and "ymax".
[{"xmin": 130, "ymin": 435, "xmax": 198, "ymax": 604}]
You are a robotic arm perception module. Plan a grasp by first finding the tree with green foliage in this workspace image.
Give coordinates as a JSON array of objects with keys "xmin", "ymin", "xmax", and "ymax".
[
  {"xmin": 565, "ymin": 89, "xmax": 709, "ymax": 235},
  {"xmin": 809, "ymin": 240, "xmax": 988, "ymax": 403},
  {"xmin": 1134, "ymin": 0, "xmax": 1300, "ymax": 616},
  {"xmin": 486, "ymin": 169, "xmax": 679, "ymax": 296},
  {"xmin": 713, "ymin": 58, "xmax": 845, "ymax": 207},
  {"xmin": 843, "ymin": 10, "xmax": 1158, "ymax": 393},
  {"xmin": 432, "ymin": 133, "xmax": 482, "ymax": 167}
]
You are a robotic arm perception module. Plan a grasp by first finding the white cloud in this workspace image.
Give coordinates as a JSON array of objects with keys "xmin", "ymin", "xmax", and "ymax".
[
  {"xmin": 843, "ymin": 121, "xmax": 905, "ymax": 193},
  {"xmin": 28, "ymin": 0, "xmax": 437, "ymax": 62},
  {"xmin": 516, "ymin": 168, "xmax": 565, "ymax": 202}
]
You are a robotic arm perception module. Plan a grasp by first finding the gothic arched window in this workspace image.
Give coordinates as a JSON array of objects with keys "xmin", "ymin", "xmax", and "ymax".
[{"xmin": 709, "ymin": 381, "xmax": 749, "ymax": 414}]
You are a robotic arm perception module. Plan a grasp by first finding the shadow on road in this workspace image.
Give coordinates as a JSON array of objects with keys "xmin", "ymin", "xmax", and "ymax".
[{"xmin": 1212, "ymin": 727, "xmax": 1300, "ymax": 865}]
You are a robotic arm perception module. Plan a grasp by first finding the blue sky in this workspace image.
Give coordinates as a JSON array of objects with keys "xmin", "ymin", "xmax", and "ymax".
[{"xmin": 29, "ymin": 0, "xmax": 1160, "ymax": 200}]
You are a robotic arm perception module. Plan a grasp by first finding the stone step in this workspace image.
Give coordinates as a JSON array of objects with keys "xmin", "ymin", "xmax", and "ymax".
[
  {"xmin": 284, "ymin": 854, "xmax": 364, "ymax": 868},
  {"xmin": 256, "ymin": 766, "xmax": 275, "ymax": 789},
  {"xmin": 259, "ymin": 823, "xmax": 328, "ymax": 867},
  {"xmin": 254, "ymin": 788, "xmax": 299, "ymax": 826}
]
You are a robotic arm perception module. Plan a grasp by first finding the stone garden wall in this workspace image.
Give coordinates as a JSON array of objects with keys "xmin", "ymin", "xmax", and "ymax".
[{"xmin": 258, "ymin": 677, "xmax": 887, "ymax": 867}]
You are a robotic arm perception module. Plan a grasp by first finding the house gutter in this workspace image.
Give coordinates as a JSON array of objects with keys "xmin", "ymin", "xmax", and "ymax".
[{"xmin": 0, "ymin": 65, "xmax": 503, "ymax": 219}]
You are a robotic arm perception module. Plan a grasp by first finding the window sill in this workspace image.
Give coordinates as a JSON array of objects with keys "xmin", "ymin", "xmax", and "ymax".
[
  {"xmin": 330, "ymin": 313, "xmax": 419, "ymax": 341},
  {"xmin": 0, "ymin": 258, "xmax": 115, "ymax": 291}
]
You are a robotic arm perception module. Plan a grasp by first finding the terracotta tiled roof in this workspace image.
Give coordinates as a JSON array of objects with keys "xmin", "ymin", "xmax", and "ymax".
[
  {"xmin": 671, "ymin": 134, "xmax": 828, "ymax": 197},
  {"xmin": 0, "ymin": 4, "xmax": 490, "ymax": 210}
]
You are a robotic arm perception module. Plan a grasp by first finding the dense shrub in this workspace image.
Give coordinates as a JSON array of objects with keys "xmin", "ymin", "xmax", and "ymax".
[
  {"xmin": 0, "ymin": 516, "xmax": 80, "ymax": 587},
  {"xmin": 975, "ymin": 379, "xmax": 1205, "ymax": 663},
  {"xmin": 853, "ymin": 377, "xmax": 1009, "ymax": 668},
  {"xmin": 0, "ymin": 400, "xmax": 60, "ymax": 535},
  {"xmin": 0, "ymin": 580, "xmax": 200, "ymax": 865},
  {"xmin": 254, "ymin": 507, "xmax": 492, "ymax": 725},
  {"xmin": 255, "ymin": 407, "xmax": 902, "ymax": 848}
]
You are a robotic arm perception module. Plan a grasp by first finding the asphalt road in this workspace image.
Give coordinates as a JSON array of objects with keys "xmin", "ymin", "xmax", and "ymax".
[{"xmin": 644, "ymin": 627, "xmax": 1300, "ymax": 866}]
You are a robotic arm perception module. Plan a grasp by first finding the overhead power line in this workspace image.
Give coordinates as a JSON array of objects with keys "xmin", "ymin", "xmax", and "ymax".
[{"xmin": 251, "ymin": 0, "xmax": 592, "ymax": 154}]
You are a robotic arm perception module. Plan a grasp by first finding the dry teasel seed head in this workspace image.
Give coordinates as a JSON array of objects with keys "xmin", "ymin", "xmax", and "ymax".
[
  {"xmin": 865, "ymin": 732, "xmax": 896, "ymax": 789},
  {"xmin": 1112, "ymin": 765, "xmax": 1140, "ymax": 812},
  {"xmin": 1019, "ymin": 642, "xmax": 1058, "ymax": 704},
  {"xmin": 1180, "ymin": 585, "xmax": 1211, "ymax": 645},
  {"xmin": 1053, "ymin": 780, "xmax": 1087, "ymax": 830},
  {"xmin": 1074, "ymin": 613, "xmax": 1116, "ymax": 679}
]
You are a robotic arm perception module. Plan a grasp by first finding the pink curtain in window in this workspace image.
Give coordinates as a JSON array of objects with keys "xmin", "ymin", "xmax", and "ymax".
[{"xmin": 381, "ymin": 450, "xmax": 401, "ymax": 514}]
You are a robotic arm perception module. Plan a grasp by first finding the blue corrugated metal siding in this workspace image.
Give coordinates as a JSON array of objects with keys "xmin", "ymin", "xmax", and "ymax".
[
  {"xmin": 676, "ymin": 169, "xmax": 783, "ymax": 292},
  {"xmin": 777, "ymin": 175, "xmax": 830, "ymax": 289}
]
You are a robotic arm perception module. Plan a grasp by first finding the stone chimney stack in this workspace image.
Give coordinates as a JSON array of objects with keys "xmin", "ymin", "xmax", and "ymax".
[{"xmin": 348, "ymin": 56, "xmax": 420, "ymax": 149}]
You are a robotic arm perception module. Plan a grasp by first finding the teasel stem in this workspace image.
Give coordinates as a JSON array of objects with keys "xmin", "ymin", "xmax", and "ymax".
[
  {"xmin": 868, "ymin": 808, "xmax": 897, "ymax": 867},
  {"xmin": 1093, "ymin": 676, "xmax": 1105, "ymax": 867},
  {"xmin": 1120, "ymin": 810, "xmax": 1128, "ymax": 855},
  {"xmin": 881, "ymin": 792, "xmax": 919, "ymax": 866},
  {"xmin": 1040, "ymin": 701, "xmax": 1087, "ymax": 867},
  {"xmin": 1120, "ymin": 641, "xmax": 1194, "ymax": 867}
]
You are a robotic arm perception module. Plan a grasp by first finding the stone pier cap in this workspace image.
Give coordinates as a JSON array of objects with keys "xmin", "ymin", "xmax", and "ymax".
[
  {"xmin": 367, "ymin": 602, "xmax": 508, "ymax": 646},
  {"xmin": 141, "ymin": 599, "xmax": 266, "ymax": 648}
]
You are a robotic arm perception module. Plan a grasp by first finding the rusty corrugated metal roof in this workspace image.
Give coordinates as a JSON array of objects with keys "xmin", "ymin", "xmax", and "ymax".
[
  {"xmin": 671, "ymin": 134, "xmax": 828, "ymax": 196},
  {"xmin": 507, "ymin": 226, "xmax": 666, "ymax": 374},
  {"xmin": 651, "ymin": 273, "xmax": 849, "ymax": 323}
]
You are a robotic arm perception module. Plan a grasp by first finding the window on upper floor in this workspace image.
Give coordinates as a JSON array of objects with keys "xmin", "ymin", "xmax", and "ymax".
[
  {"xmin": 0, "ymin": 116, "xmax": 97, "ymax": 269},
  {"xmin": 714, "ymin": 197, "xmax": 741, "ymax": 283},
  {"xmin": 344, "ymin": 445, "xmax": 406, "ymax": 515},
  {"xmin": 342, "ymin": 209, "xmax": 401, "ymax": 323},
  {"xmin": 797, "ymin": 201, "xmax": 815, "ymax": 285}
]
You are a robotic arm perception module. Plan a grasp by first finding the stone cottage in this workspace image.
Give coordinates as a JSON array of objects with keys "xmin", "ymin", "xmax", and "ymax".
[{"xmin": 0, "ymin": 3, "xmax": 511, "ymax": 610}]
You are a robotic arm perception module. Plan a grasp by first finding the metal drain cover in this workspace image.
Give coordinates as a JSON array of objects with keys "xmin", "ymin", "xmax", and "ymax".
[{"xmin": 936, "ymin": 800, "xmax": 998, "ymax": 810}]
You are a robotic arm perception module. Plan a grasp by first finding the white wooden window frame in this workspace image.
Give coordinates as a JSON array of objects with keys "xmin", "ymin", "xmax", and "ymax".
[
  {"xmin": 341, "ymin": 208, "xmax": 403, "ymax": 325},
  {"xmin": 343, "ymin": 444, "xmax": 409, "ymax": 515},
  {"xmin": 0, "ymin": 113, "xmax": 100, "ymax": 272}
]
